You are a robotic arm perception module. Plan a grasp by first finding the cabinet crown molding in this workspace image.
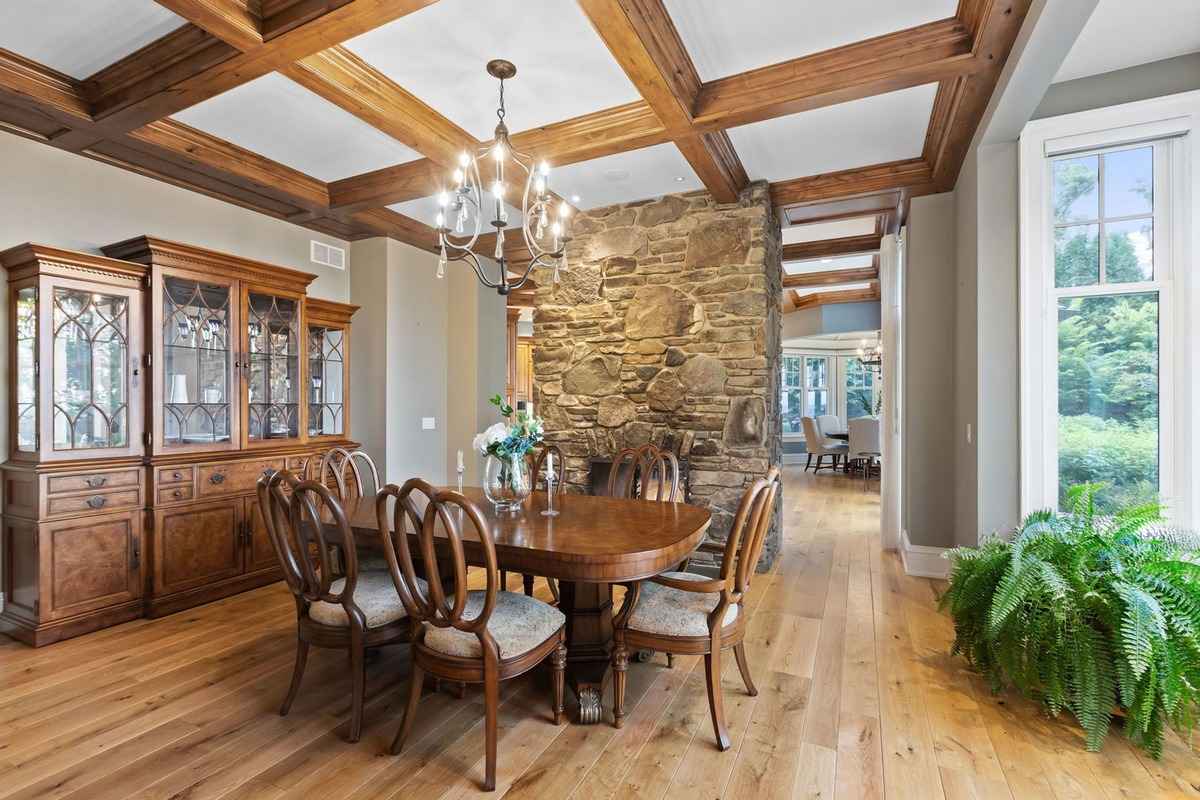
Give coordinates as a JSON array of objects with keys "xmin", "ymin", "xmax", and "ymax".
[{"xmin": 101, "ymin": 235, "xmax": 317, "ymax": 294}]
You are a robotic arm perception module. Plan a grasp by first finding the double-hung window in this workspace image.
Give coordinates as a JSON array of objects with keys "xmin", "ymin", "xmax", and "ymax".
[
  {"xmin": 1020, "ymin": 94, "xmax": 1196, "ymax": 520},
  {"xmin": 782, "ymin": 353, "xmax": 830, "ymax": 436}
]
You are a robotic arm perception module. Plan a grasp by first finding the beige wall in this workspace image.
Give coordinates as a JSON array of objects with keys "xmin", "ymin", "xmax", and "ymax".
[
  {"xmin": 904, "ymin": 192, "xmax": 958, "ymax": 548},
  {"xmin": 349, "ymin": 237, "xmax": 507, "ymax": 488}
]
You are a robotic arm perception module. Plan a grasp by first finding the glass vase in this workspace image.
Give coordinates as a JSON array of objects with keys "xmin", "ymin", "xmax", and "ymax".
[{"xmin": 482, "ymin": 454, "xmax": 531, "ymax": 512}]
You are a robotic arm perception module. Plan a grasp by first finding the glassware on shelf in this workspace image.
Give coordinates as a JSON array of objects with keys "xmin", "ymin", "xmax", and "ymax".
[{"xmin": 162, "ymin": 276, "xmax": 232, "ymax": 446}]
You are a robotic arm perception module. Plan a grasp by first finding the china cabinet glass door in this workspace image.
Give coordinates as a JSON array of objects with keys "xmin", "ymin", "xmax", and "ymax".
[
  {"xmin": 245, "ymin": 292, "xmax": 300, "ymax": 442},
  {"xmin": 51, "ymin": 287, "xmax": 130, "ymax": 450},
  {"xmin": 14, "ymin": 286, "xmax": 38, "ymax": 452},
  {"xmin": 162, "ymin": 276, "xmax": 234, "ymax": 447},
  {"xmin": 307, "ymin": 325, "xmax": 344, "ymax": 437}
]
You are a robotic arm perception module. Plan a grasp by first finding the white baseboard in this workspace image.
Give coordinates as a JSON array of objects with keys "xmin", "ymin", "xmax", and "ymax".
[{"xmin": 900, "ymin": 530, "xmax": 951, "ymax": 579}]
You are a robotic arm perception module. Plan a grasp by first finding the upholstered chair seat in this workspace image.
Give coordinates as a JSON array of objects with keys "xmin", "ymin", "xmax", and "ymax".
[
  {"xmin": 423, "ymin": 590, "xmax": 566, "ymax": 658},
  {"xmin": 308, "ymin": 571, "xmax": 425, "ymax": 629},
  {"xmin": 627, "ymin": 571, "xmax": 740, "ymax": 637}
]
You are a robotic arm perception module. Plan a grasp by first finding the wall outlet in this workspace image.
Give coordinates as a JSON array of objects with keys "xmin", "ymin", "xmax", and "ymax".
[{"xmin": 421, "ymin": 417, "xmax": 436, "ymax": 430}]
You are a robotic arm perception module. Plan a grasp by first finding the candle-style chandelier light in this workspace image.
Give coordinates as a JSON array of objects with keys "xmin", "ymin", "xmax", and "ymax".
[
  {"xmin": 434, "ymin": 59, "xmax": 573, "ymax": 295},
  {"xmin": 857, "ymin": 338, "xmax": 883, "ymax": 368}
]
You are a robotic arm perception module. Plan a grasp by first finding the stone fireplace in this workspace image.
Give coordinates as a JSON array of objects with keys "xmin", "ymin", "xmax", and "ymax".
[{"xmin": 530, "ymin": 182, "xmax": 783, "ymax": 569}]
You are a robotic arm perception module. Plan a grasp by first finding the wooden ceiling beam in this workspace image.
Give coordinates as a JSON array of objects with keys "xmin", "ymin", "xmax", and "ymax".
[
  {"xmin": 692, "ymin": 18, "xmax": 978, "ymax": 131},
  {"xmin": 150, "ymin": 1, "xmax": 264, "ymax": 52},
  {"xmin": 927, "ymin": 0, "xmax": 1032, "ymax": 190},
  {"xmin": 790, "ymin": 284, "xmax": 881, "ymax": 311},
  {"xmin": 782, "ymin": 234, "xmax": 882, "ymax": 262},
  {"xmin": 577, "ymin": 0, "xmax": 748, "ymax": 203},
  {"xmin": 90, "ymin": 0, "xmax": 438, "ymax": 133},
  {"xmin": 783, "ymin": 266, "xmax": 879, "ymax": 289},
  {"xmin": 770, "ymin": 159, "xmax": 934, "ymax": 208},
  {"xmin": 279, "ymin": 45, "xmax": 476, "ymax": 166},
  {"xmin": 327, "ymin": 101, "xmax": 668, "ymax": 211}
]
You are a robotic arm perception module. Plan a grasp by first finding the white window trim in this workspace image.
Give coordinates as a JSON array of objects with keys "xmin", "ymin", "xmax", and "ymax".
[{"xmin": 1019, "ymin": 90, "xmax": 1198, "ymax": 524}]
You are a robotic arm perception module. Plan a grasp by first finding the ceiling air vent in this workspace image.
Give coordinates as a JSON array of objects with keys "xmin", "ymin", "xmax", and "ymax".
[{"xmin": 310, "ymin": 240, "xmax": 346, "ymax": 270}]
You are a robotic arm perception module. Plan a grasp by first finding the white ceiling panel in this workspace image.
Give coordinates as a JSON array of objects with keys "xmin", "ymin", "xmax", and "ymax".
[
  {"xmin": 343, "ymin": 0, "xmax": 641, "ymax": 141},
  {"xmin": 173, "ymin": 73, "xmax": 421, "ymax": 182},
  {"xmin": 1055, "ymin": 0, "xmax": 1200, "ymax": 83},
  {"xmin": 0, "ymin": 1, "xmax": 183, "ymax": 78},
  {"xmin": 543, "ymin": 143, "xmax": 702, "ymax": 211},
  {"xmin": 664, "ymin": 0, "xmax": 957, "ymax": 81},
  {"xmin": 783, "ymin": 217, "xmax": 877, "ymax": 244},
  {"xmin": 729, "ymin": 83, "xmax": 938, "ymax": 182},
  {"xmin": 794, "ymin": 281, "xmax": 873, "ymax": 298},
  {"xmin": 784, "ymin": 254, "xmax": 875, "ymax": 275}
]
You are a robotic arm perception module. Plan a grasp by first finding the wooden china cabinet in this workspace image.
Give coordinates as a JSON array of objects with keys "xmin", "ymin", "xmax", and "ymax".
[{"xmin": 0, "ymin": 237, "xmax": 358, "ymax": 645}]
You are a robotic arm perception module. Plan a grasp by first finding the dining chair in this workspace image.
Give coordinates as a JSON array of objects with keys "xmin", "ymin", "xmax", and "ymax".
[
  {"xmin": 607, "ymin": 443, "xmax": 681, "ymax": 501},
  {"xmin": 319, "ymin": 446, "xmax": 381, "ymax": 500},
  {"xmin": 611, "ymin": 467, "xmax": 779, "ymax": 750},
  {"xmin": 801, "ymin": 416, "xmax": 846, "ymax": 473},
  {"xmin": 257, "ymin": 469, "xmax": 414, "ymax": 743},
  {"xmin": 847, "ymin": 417, "xmax": 882, "ymax": 491},
  {"xmin": 817, "ymin": 414, "xmax": 842, "ymax": 438},
  {"xmin": 377, "ymin": 480, "xmax": 567, "ymax": 791},
  {"xmin": 503, "ymin": 444, "xmax": 566, "ymax": 602}
]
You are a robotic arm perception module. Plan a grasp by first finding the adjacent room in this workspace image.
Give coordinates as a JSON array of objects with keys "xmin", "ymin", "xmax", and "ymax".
[{"xmin": 1, "ymin": 1, "xmax": 1198, "ymax": 797}]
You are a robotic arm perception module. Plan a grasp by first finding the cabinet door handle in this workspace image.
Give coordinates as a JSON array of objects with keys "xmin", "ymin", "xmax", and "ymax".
[
  {"xmin": 85, "ymin": 476, "xmax": 108, "ymax": 488},
  {"xmin": 86, "ymin": 495, "xmax": 108, "ymax": 509},
  {"xmin": 131, "ymin": 539, "xmax": 141, "ymax": 570},
  {"xmin": 210, "ymin": 472, "xmax": 226, "ymax": 485}
]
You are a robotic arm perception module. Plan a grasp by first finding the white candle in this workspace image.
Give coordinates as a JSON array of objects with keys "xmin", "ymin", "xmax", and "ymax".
[
  {"xmin": 546, "ymin": 451, "xmax": 554, "ymax": 481},
  {"xmin": 456, "ymin": 449, "xmax": 464, "ymax": 472}
]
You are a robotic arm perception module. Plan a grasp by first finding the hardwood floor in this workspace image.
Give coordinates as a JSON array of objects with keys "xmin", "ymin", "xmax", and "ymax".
[{"xmin": 2, "ymin": 467, "xmax": 1199, "ymax": 798}]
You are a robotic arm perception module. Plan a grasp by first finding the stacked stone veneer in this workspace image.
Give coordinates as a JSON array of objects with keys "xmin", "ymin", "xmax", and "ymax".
[{"xmin": 530, "ymin": 182, "xmax": 783, "ymax": 568}]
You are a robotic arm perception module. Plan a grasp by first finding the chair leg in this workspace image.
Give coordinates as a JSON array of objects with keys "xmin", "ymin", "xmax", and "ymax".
[
  {"xmin": 348, "ymin": 640, "xmax": 366, "ymax": 743},
  {"xmin": 523, "ymin": 573, "xmax": 535, "ymax": 597},
  {"xmin": 500, "ymin": 569, "xmax": 509, "ymax": 590},
  {"xmin": 551, "ymin": 641, "xmax": 566, "ymax": 725},
  {"xmin": 483, "ymin": 663, "xmax": 499, "ymax": 791},
  {"xmin": 804, "ymin": 453, "xmax": 813, "ymax": 472},
  {"xmin": 704, "ymin": 648, "xmax": 731, "ymax": 751},
  {"xmin": 612, "ymin": 635, "xmax": 629, "ymax": 729},
  {"xmin": 280, "ymin": 638, "xmax": 309, "ymax": 716},
  {"xmin": 734, "ymin": 641, "xmax": 757, "ymax": 697},
  {"xmin": 390, "ymin": 662, "xmax": 424, "ymax": 755},
  {"xmin": 548, "ymin": 577, "xmax": 560, "ymax": 605},
  {"xmin": 666, "ymin": 653, "xmax": 674, "ymax": 669}
]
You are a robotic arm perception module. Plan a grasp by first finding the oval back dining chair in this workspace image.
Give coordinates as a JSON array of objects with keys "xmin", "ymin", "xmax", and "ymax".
[
  {"xmin": 376, "ymin": 481, "xmax": 567, "ymax": 791},
  {"xmin": 607, "ymin": 443, "xmax": 681, "ymax": 502},
  {"xmin": 802, "ymin": 416, "xmax": 846, "ymax": 473},
  {"xmin": 611, "ymin": 466, "xmax": 780, "ymax": 750},
  {"xmin": 319, "ymin": 446, "xmax": 381, "ymax": 500},
  {"xmin": 257, "ymin": 469, "xmax": 412, "ymax": 743},
  {"xmin": 506, "ymin": 443, "xmax": 566, "ymax": 601}
]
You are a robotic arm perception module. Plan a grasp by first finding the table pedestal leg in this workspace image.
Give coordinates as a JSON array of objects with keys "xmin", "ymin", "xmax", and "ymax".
[{"xmin": 558, "ymin": 580, "xmax": 613, "ymax": 724}]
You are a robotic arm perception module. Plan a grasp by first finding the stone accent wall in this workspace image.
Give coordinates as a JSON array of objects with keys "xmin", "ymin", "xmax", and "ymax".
[{"xmin": 531, "ymin": 181, "xmax": 783, "ymax": 568}]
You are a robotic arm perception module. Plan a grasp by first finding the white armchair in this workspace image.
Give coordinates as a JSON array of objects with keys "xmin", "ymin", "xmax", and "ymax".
[
  {"xmin": 802, "ymin": 416, "xmax": 847, "ymax": 473},
  {"xmin": 817, "ymin": 414, "xmax": 842, "ymax": 437}
]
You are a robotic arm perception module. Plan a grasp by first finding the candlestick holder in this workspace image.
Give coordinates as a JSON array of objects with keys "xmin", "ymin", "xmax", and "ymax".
[
  {"xmin": 456, "ymin": 465, "xmax": 465, "ymax": 493},
  {"xmin": 541, "ymin": 471, "xmax": 560, "ymax": 517}
]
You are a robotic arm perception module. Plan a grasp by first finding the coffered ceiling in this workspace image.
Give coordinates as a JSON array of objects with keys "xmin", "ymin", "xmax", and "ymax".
[{"xmin": 0, "ymin": 0, "xmax": 1031, "ymax": 252}]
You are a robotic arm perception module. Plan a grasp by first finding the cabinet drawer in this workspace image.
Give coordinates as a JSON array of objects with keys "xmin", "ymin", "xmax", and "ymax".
[
  {"xmin": 157, "ymin": 485, "xmax": 194, "ymax": 504},
  {"xmin": 47, "ymin": 489, "xmax": 140, "ymax": 517},
  {"xmin": 157, "ymin": 466, "xmax": 194, "ymax": 486},
  {"xmin": 197, "ymin": 459, "xmax": 284, "ymax": 498},
  {"xmin": 286, "ymin": 456, "xmax": 312, "ymax": 478},
  {"xmin": 47, "ymin": 469, "xmax": 140, "ymax": 496}
]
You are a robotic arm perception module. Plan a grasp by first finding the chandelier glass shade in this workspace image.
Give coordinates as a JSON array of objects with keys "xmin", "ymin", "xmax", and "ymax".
[
  {"xmin": 434, "ymin": 59, "xmax": 572, "ymax": 295},
  {"xmin": 857, "ymin": 339, "xmax": 883, "ymax": 368}
]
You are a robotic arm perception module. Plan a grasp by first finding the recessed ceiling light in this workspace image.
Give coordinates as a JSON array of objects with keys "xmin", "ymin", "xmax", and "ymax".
[
  {"xmin": 674, "ymin": 176, "xmax": 686, "ymax": 182},
  {"xmin": 821, "ymin": 258, "xmax": 833, "ymax": 263},
  {"xmin": 570, "ymin": 194, "xmax": 580, "ymax": 203}
]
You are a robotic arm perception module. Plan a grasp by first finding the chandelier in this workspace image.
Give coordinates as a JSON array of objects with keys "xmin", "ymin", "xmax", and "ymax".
[
  {"xmin": 434, "ymin": 60, "xmax": 573, "ymax": 295},
  {"xmin": 857, "ymin": 338, "xmax": 883, "ymax": 368}
]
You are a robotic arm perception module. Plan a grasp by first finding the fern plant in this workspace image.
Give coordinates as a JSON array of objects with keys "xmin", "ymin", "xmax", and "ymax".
[{"xmin": 940, "ymin": 484, "xmax": 1200, "ymax": 757}]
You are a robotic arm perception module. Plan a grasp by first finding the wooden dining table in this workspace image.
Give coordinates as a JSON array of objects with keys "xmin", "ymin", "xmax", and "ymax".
[{"xmin": 341, "ymin": 487, "xmax": 711, "ymax": 723}]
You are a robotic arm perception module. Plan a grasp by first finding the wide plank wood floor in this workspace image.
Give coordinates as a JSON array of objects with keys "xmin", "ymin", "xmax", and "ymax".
[{"xmin": 3, "ymin": 467, "xmax": 1199, "ymax": 798}]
